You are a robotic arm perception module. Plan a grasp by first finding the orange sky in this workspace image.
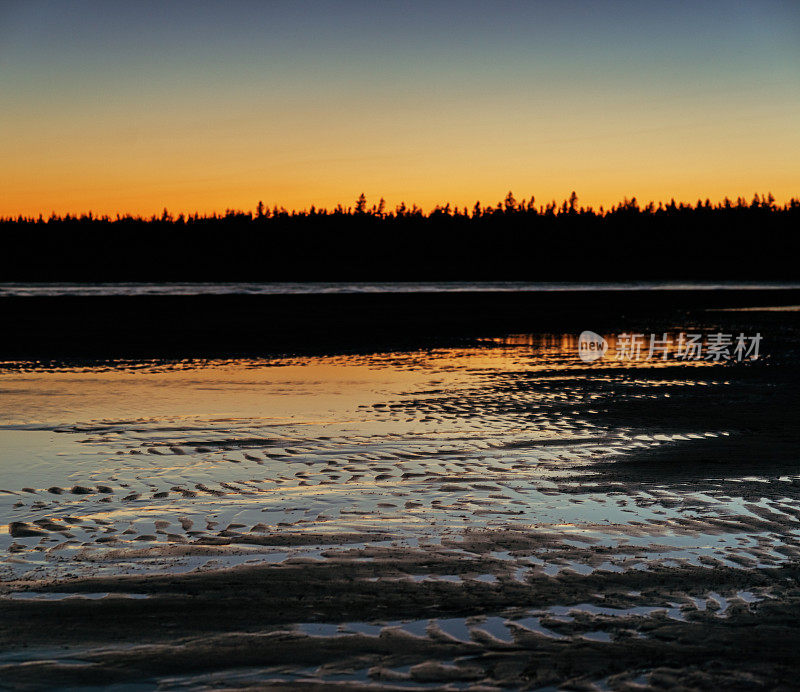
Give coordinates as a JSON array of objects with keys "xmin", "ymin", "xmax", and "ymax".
[{"xmin": 2, "ymin": 1, "xmax": 798, "ymax": 217}]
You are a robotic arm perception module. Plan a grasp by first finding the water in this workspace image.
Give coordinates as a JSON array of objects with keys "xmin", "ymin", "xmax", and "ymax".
[
  {"xmin": 0, "ymin": 280, "xmax": 799, "ymax": 297},
  {"xmin": 0, "ymin": 335, "xmax": 788, "ymax": 581}
]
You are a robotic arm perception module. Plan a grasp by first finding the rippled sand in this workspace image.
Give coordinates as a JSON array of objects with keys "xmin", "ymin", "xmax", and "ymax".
[{"xmin": 1, "ymin": 331, "xmax": 799, "ymax": 689}]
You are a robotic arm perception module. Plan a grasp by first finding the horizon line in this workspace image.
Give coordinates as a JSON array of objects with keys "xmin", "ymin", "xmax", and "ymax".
[{"xmin": 3, "ymin": 191, "xmax": 799, "ymax": 222}]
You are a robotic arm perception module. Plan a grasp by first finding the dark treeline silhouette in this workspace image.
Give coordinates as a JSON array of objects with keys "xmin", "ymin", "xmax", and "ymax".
[{"xmin": 1, "ymin": 192, "xmax": 798, "ymax": 281}]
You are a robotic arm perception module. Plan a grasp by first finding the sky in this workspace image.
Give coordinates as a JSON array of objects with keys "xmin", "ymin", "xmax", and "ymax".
[{"xmin": 1, "ymin": 0, "xmax": 798, "ymax": 217}]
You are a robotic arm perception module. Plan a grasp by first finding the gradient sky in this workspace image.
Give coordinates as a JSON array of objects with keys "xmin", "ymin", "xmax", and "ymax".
[{"xmin": 1, "ymin": 0, "xmax": 798, "ymax": 216}]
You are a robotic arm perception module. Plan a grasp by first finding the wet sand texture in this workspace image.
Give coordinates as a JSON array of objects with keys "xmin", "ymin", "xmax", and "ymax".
[{"xmin": 1, "ymin": 295, "xmax": 799, "ymax": 688}]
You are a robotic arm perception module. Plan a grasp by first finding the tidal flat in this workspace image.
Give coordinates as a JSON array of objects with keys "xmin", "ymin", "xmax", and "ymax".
[{"xmin": 1, "ymin": 306, "xmax": 799, "ymax": 690}]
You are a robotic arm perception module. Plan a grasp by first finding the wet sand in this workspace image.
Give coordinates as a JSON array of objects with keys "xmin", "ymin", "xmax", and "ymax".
[{"xmin": 1, "ymin": 294, "xmax": 800, "ymax": 689}]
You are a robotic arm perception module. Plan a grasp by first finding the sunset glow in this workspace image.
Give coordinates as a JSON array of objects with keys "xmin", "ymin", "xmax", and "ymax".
[{"xmin": 2, "ymin": 0, "xmax": 798, "ymax": 217}]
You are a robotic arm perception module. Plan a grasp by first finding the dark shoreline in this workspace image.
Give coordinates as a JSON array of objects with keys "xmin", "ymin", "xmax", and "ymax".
[
  {"xmin": 1, "ymin": 288, "xmax": 799, "ymax": 360},
  {"xmin": 3, "ymin": 200, "xmax": 798, "ymax": 282}
]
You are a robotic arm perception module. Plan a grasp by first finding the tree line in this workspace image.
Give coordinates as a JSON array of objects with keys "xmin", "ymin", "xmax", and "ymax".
[
  {"xmin": 4, "ymin": 191, "xmax": 798, "ymax": 224},
  {"xmin": 0, "ymin": 192, "xmax": 797, "ymax": 281}
]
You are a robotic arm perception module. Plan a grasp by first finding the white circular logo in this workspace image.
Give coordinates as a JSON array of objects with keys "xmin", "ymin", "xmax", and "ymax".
[{"xmin": 578, "ymin": 331, "xmax": 608, "ymax": 362}]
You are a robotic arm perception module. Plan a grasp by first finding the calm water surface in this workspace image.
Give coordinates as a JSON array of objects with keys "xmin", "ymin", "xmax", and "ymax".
[
  {"xmin": 1, "ymin": 280, "xmax": 799, "ymax": 297},
  {"xmin": 0, "ymin": 335, "xmax": 749, "ymax": 583}
]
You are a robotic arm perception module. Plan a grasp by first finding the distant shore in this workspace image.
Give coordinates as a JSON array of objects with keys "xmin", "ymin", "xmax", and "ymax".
[{"xmin": 2, "ymin": 199, "xmax": 798, "ymax": 282}]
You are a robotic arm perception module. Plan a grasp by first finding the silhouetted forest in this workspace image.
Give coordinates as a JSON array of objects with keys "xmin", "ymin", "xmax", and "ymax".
[{"xmin": 1, "ymin": 193, "xmax": 798, "ymax": 281}]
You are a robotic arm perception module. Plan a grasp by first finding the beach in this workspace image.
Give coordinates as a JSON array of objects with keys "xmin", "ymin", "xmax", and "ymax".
[{"xmin": 1, "ymin": 287, "xmax": 799, "ymax": 689}]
